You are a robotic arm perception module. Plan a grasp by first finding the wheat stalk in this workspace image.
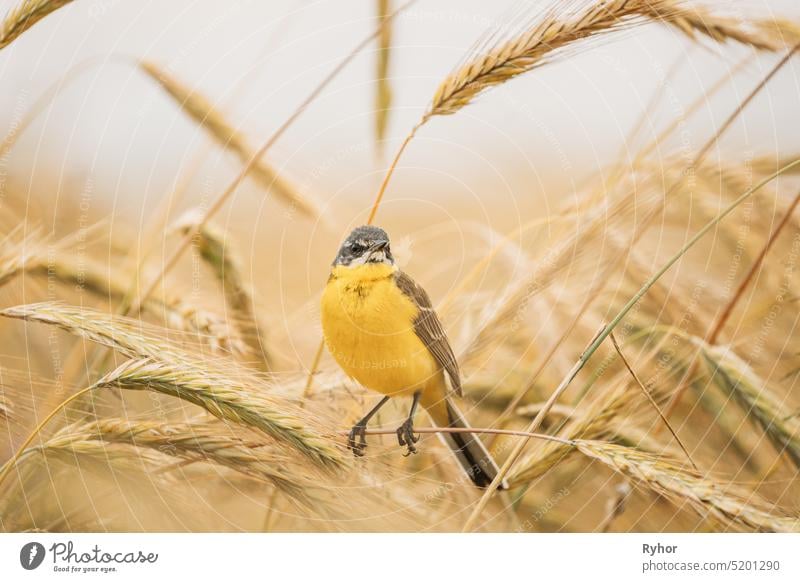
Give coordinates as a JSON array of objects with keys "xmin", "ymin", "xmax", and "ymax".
[
  {"xmin": 0, "ymin": 0, "xmax": 73, "ymax": 50},
  {"xmin": 462, "ymin": 190, "xmax": 651, "ymax": 362},
  {"xmin": 412, "ymin": 0, "xmax": 792, "ymax": 358},
  {"xmin": 29, "ymin": 432, "xmax": 171, "ymax": 476},
  {"xmin": 25, "ymin": 254, "xmax": 246, "ymax": 354},
  {"xmin": 468, "ymin": 84, "xmax": 800, "ymax": 524},
  {"xmin": 510, "ymin": 374, "xmax": 642, "ymax": 483},
  {"xmin": 365, "ymin": 0, "xmax": 791, "ymax": 226},
  {"xmin": 125, "ymin": 0, "xmax": 418, "ymax": 326},
  {"xmin": 757, "ymin": 17, "xmax": 800, "ymax": 45},
  {"xmin": 139, "ymin": 61, "xmax": 317, "ymax": 218},
  {"xmin": 162, "ymin": 300, "xmax": 248, "ymax": 355},
  {"xmin": 0, "ymin": 303, "xmax": 344, "ymax": 468},
  {"xmin": 374, "ymin": 0, "xmax": 393, "ymax": 152},
  {"xmin": 94, "ymin": 359, "xmax": 343, "ymax": 470},
  {"xmin": 1, "ymin": 301, "xmax": 193, "ymax": 360},
  {"xmin": 33, "ymin": 419, "xmax": 316, "ymax": 502},
  {"xmin": 610, "ymin": 332, "xmax": 698, "ymax": 469},
  {"xmin": 575, "ymin": 440, "xmax": 799, "ymax": 532},
  {"xmin": 174, "ymin": 212, "xmax": 270, "ymax": 368},
  {"xmin": 475, "ymin": 220, "xmax": 671, "ymax": 445},
  {"xmin": 701, "ymin": 344, "xmax": 800, "ymax": 469},
  {"xmin": 463, "ymin": 160, "xmax": 800, "ymax": 531},
  {"xmin": 426, "ymin": 0, "xmax": 779, "ymax": 121},
  {"xmin": 659, "ymin": 186, "xmax": 800, "ymax": 425},
  {"xmin": 626, "ymin": 324, "xmax": 772, "ymax": 468}
]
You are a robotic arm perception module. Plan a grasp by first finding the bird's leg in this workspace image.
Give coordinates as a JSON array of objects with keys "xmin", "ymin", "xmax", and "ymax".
[
  {"xmin": 396, "ymin": 391, "xmax": 421, "ymax": 456},
  {"xmin": 348, "ymin": 396, "xmax": 390, "ymax": 457}
]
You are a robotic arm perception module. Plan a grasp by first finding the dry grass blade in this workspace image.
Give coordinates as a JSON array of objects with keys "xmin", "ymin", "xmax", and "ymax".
[
  {"xmin": 609, "ymin": 332, "xmax": 697, "ymax": 470},
  {"xmin": 575, "ymin": 440, "xmax": 799, "ymax": 532},
  {"xmin": 33, "ymin": 419, "xmax": 316, "ymax": 502},
  {"xmin": 0, "ymin": 0, "xmax": 73, "ymax": 50},
  {"xmin": 710, "ymin": 189, "xmax": 800, "ymax": 342},
  {"xmin": 94, "ymin": 359, "xmax": 344, "ymax": 470},
  {"xmin": 426, "ymin": 0, "xmax": 780, "ymax": 120},
  {"xmin": 139, "ymin": 61, "xmax": 317, "ymax": 218},
  {"xmin": 175, "ymin": 213, "xmax": 270, "ymax": 368},
  {"xmin": 374, "ymin": 0, "xmax": 393, "ymax": 151}
]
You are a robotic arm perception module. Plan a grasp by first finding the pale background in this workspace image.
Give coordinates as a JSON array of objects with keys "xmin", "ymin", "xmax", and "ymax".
[{"xmin": 1, "ymin": 0, "xmax": 798, "ymax": 358}]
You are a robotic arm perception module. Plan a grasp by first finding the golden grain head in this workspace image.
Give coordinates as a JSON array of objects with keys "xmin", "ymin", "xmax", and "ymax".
[
  {"xmin": 425, "ymin": 0, "xmax": 782, "ymax": 121},
  {"xmin": 575, "ymin": 440, "xmax": 800, "ymax": 533},
  {"xmin": 0, "ymin": 0, "xmax": 74, "ymax": 50},
  {"xmin": 93, "ymin": 358, "xmax": 346, "ymax": 470},
  {"xmin": 34, "ymin": 418, "xmax": 320, "ymax": 504}
]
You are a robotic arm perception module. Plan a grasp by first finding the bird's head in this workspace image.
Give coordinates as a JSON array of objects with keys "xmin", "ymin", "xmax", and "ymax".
[{"xmin": 332, "ymin": 225, "xmax": 394, "ymax": 268}]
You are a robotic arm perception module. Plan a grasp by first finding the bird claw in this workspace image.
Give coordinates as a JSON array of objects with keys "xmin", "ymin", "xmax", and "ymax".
[
  {"xmin": 348, "ymin": 423, "xmax": 368, "ymax": 457},
  {"xmin": 396, "ymin": 419, "xmax": 419, "ymax": 456}
]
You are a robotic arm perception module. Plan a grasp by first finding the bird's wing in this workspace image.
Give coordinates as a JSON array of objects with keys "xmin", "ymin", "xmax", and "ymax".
[{"xmin": 394, "ymin": 270, "xmax": 462, "ymax": 397}]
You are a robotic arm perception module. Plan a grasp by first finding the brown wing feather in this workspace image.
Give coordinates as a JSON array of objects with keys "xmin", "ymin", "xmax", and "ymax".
[{"xmin": 394, "ymin": 270, "xmax": 462, "ymax": 396}]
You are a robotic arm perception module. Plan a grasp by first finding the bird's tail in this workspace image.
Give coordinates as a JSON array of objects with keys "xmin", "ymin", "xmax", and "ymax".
[{"xmin": 423, "ymin": 394, "xmax": 508, "ymax": 489}]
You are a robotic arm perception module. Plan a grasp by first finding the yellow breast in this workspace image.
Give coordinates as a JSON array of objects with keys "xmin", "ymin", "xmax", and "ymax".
[{"xmin": 320, "ymin": 264, "xmax": 441, "ymax": 396}]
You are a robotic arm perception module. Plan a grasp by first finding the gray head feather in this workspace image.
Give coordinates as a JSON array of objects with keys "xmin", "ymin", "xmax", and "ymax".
[{"xmin": 333, "ymin": 225, "xmax": 394, "ymax": 267}]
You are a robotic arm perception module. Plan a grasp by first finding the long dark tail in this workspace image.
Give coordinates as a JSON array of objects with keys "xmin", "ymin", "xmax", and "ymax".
[{"xmin": 433, "ymin": 398, "xmax": 508, "ymax": 489}]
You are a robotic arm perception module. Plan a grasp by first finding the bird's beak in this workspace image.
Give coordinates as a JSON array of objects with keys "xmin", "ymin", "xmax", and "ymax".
[{"xmin": 366, "ymin": 240, "xmax": 389, "ymax": 262}]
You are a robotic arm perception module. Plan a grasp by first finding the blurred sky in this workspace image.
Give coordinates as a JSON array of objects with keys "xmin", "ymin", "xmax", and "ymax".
[{"xmin": 0, "ymin": 0, "xmax": 799, "ymax": 288}]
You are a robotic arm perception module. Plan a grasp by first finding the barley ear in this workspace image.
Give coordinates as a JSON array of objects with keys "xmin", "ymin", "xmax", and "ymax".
[
  {"xmin": 139, "ymin": 61, "xmax": 318, "ymax": 218},
  {"xmin": 0, "ymin": 0, "xmax": 74, "ymax": 50}
]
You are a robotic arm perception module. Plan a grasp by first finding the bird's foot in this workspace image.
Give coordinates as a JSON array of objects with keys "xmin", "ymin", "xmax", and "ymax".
[
  {"xmin": 348, "ymin": 423, "xmax": 368, "ymax": 457},
  {"xmin": 396, "ymin": 418, "xmax": 419, "ymax": 457}
]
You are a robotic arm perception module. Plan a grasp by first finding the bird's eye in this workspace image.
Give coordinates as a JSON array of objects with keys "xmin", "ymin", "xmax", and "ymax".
[{"xmin": 351, "ymin": 242, "xmax": 365, "ymax": 254}]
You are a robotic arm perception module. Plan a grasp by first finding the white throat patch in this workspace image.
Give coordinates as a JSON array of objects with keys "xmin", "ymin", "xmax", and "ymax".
[{"xmin": 347, "ymin": 249, "xmax": 392, "ymax": 267}]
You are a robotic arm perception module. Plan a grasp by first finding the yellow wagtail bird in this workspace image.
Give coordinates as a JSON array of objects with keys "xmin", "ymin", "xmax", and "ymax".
[{"xmin": 321, "ymin": 225, "xmax": 507, "ymax": 488}]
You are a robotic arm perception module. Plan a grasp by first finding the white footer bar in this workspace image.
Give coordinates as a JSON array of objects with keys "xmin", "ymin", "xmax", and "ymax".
[{"xmin": 1, "ymin": 533, "xmax": 798, "ymax": 581}]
